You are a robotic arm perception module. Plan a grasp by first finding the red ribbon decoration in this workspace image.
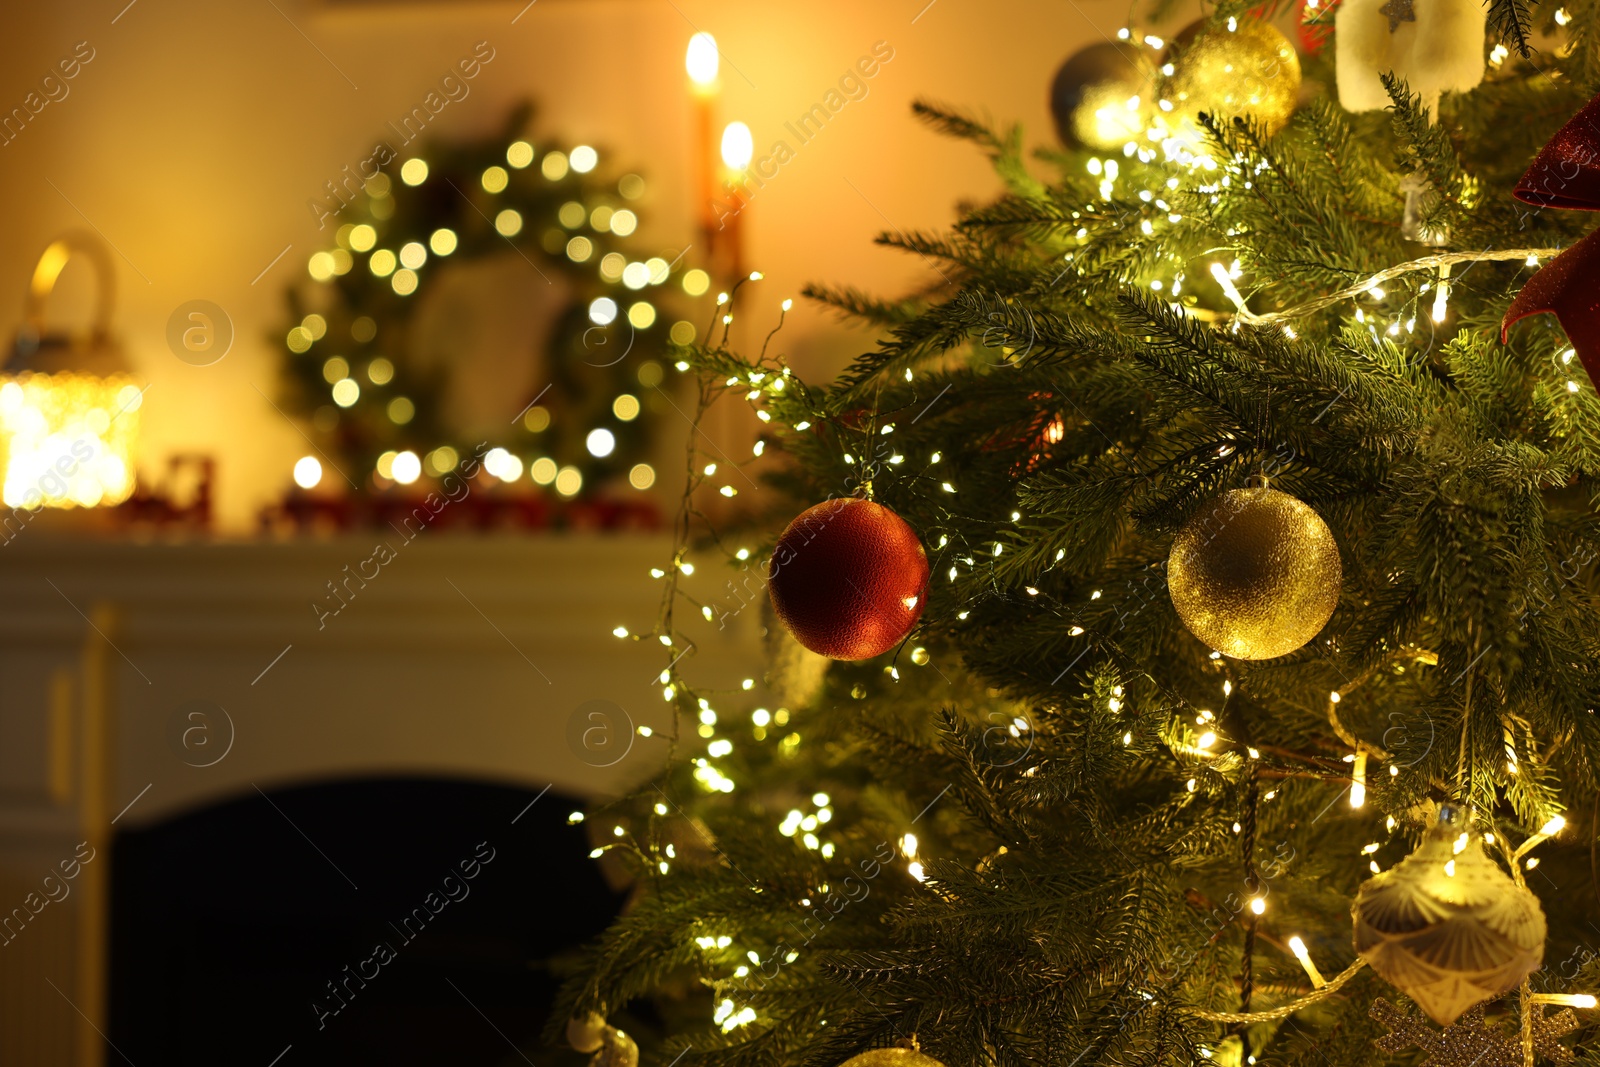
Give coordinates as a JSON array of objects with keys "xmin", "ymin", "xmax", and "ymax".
[{"xmin": 1501, "ymin": 93, "xmax": 1600, "ymax": 389}]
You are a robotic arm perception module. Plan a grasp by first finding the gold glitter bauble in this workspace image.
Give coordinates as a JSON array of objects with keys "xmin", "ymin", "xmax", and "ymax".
[
  {"xmin": 567, "ymin": 1014, "xmax": 607, "ymax": 1053},
  {"xmin": 1163, "ymin": 20, "xmax": 1301, "ymax": 137},
  {"xmin": 839, "ymin": 1048, "xmax": 948, "ymax": 1067},
  {"xmin": 590, "ymin": 1027, "xmax": 639, "ymax": 1067},
  {"xmin": 1353, "ymin": 819, "xmax": 1547, "ymax": 1026},
  {"xmin": 1166, "ymin": 485, "xmax": 1341, "ymax": 660},
  {"xmin": 1049, "ymin": 42, "xmax": 1158, "ymax": 151}
]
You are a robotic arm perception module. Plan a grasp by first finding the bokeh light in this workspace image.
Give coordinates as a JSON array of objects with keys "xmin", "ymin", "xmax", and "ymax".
[{"xmin": 293, "ymin": 456, "xmax": 322, "ymax": 489}]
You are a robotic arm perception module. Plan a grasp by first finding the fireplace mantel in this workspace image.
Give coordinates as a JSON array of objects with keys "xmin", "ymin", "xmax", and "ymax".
[{"xmin": 0, "ymin": 532, "xmax": 763, "ymax": 1064}]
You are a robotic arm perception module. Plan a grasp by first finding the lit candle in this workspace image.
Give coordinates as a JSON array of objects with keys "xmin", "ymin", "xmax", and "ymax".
[
  {"xmin": 686, "ymin": 33, "xmax": 719, "ymax": 245},
  {"xmin": 719, "ymin": 121, "xmax": 753, "ymax": 280}
]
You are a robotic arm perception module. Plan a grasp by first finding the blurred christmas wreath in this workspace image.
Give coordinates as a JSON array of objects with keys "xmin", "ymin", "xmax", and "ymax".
[{"xmin": 271, "ymin": 103, "xmax": 708, "ymax": 524}]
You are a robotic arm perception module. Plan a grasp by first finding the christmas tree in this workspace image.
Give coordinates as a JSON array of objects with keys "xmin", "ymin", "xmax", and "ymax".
[{"xmin": 555, "ymin": 9, "xmax": 1600, "ymax": 1067}]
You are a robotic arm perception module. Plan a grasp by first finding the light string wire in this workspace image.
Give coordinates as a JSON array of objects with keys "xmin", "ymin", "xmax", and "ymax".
[
  {"xmin": 1185, "ymin": 959, "xmax": 1368, "ymax": 1023},
  {"xmin": 1219, "ymin": 248, "xmax": 1565, "ymax": 326}
]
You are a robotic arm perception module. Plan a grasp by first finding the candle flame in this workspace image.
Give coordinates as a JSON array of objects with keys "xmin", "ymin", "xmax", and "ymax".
[
  {"xmin": 686, "ymin": 33, "xmax": 719, "ymax": 86},
  {"xmin": 721, "ymin": 121, "xmax": 753, "ymax": 170}
]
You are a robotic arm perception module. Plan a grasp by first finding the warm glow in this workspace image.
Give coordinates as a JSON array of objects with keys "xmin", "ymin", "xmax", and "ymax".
[
  {"xmin": 586, "ymin": 429, "xmax": 616, "ymax": 457},
  {"xmin": 0, "ymin": 374, "xmax": 141, "ymax": 509},
  {"xmin": 495, "ymin": 209, "xmax": 523, "ymax": 237},
  {"xmin": 426, "ymin": 446, "xmax": 458, "ymax": 475},
  {"xmin": 686, "ymin": 33, "xmax": 719, "ymax": 87},
  {"xmin": 1541, "ymin": 814, "xmax": 1567, "ymax": 836},
  {"xmin": 721, "ymin": 122, "xmax": 754, "ymax": 170},
  {"xmin": 1536, "ymin": 991, "xmax": 1600, "ymax": 1011},
  {"xmin": 590, "ymin": 298, "xmax": 618, "ymax": 326},
  {"xmin": 391, "ymin": 450, "xmax": 421, "ymax": 485},
  {"xmin": 554, "ymin": 466, "xmax": 583, "ymax": 497},
  {"xmin": 507, "ymin": 141, "xmax": 535, "ymax": 168},
  {"xmin": 628, "ymin": 463, "xmax": 655, "ymax": 490},
  {"xmin": 541, "ymin": 151, "xmax": 569, "ymax": 181},
  {"xmin": 613, "ymin": 395, "xmax": 640, "ymax": 421},
  {"xmin": 293, "ymin": 455, "xmax": 322, "ymax": 489}
]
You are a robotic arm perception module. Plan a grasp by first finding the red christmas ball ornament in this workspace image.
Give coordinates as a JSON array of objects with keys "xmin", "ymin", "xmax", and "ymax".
[{"xmin": 768, "ymin": 498, "xmax": 929, "ymax": 661}]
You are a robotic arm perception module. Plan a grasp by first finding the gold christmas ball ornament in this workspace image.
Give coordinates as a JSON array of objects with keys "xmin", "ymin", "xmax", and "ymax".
[
  {"xmin": 1049, "ymin": 42, "xmax": 1158, "ymax": 151},
  {"xmin": 589, "ymin": 1026, "xmax": 640, "ymax": 1067},
  {"xmin": 1162, "ymin": 19, "xmax": 1302, "ymax": 138},
  {"xmin": 839, "ymin": 1043, "xmax": 948, "ymax": 1067},
  {"xmin": 1166, "ymin": 483, "xmax": 1341, "ymax": 660},
  {"xmin": 567, "ymin": 1013, "xmax": 608, "ymax": 1054},
  {"xmin": 1353, "ymin": 807, "xmax": 1547, "ymax": 1026}
]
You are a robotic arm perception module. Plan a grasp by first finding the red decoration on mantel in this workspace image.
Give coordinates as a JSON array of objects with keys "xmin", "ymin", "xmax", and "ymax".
[
  {"xmin": 1501, "ymin": 92, "xmax": 1600, "ymax": 390},
  {"xmin": 258, "ymin": 490, "xmax": 661, "ymax": 535},
  {"xmin": 117, "ymin": 453, "xmax": 214, "ymax": 530},
  {"xmin": 768, "ymin": 498, "xmax": 929, "ymax": 661}
]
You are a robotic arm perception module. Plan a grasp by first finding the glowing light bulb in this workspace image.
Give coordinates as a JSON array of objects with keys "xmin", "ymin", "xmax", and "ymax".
[
  {"xmin": 293, "ymin": 456, "xmax": 322, "ymax": 489},
  {"xmin": 391, "ymin": 450, "xmax": 421, "ymax": 485},
  {"xmin": 1288, "ymin": 936, "xmax": 1326, "ymax": 987}
]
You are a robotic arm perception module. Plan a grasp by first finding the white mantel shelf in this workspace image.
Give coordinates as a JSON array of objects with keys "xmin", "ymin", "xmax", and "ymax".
[{"xmin": 0, "ymin": 533, "xmax": 762, "ymax": 832}]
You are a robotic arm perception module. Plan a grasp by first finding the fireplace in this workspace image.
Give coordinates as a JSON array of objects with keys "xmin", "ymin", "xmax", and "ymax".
[
  {"xmin": 0, "ymin": 533, "xmax": 759, "ymax": 1064},
  {"xmin": 110, "ymin": 777, "xmax": 619, "ymax": 1066}
]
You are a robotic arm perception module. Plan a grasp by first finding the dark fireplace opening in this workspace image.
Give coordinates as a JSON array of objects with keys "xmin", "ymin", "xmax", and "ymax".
[{"xmin": 110, "ymin": 777, "xmax": 621, "ymax": 1067}]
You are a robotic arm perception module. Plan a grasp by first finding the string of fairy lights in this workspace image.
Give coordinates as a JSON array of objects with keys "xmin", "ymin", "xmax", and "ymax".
[
  {"xmin": 584, "ymin": 294, "xmax": 1596, "ymax": 1050},
  {"xmin": 282, "ymin": 132, "xmax": 720, "ymax": 498},
  {"xmin": 553, "ymin": 24, "xmax": 1600, "ymax": 1060},
  {"xmin": 1063, "ymin": 39, "xmax": 1600, "ymax": 1030}
]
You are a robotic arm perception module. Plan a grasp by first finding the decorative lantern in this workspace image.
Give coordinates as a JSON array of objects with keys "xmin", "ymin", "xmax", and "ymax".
[{"xmin": 3, "ymin": 233, "xmax": 142, "ymax": 510}]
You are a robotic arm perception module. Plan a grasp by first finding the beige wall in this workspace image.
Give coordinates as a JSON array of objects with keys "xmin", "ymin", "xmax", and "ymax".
[{"xmin": 0, "ymin": 0, "xmax": 1143, "ymax": 531}]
